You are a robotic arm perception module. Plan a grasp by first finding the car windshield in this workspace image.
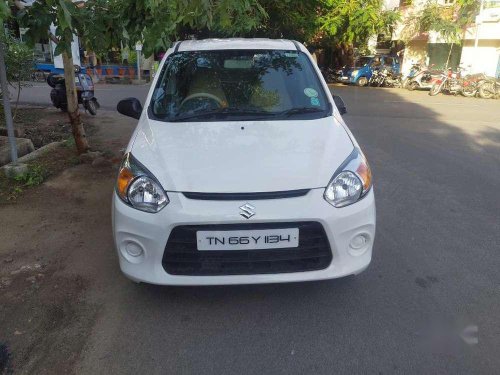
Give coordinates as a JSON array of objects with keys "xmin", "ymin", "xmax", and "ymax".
[
  {"xmin": 354, "ymin": 56, "xmax": 372, "ymax": 67},
  {"xmin": 149, "ymin": 49, "xmax": 330, "ymax": 122}
]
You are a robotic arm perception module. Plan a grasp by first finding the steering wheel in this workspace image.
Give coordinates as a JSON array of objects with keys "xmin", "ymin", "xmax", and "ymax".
[{"xmin": 179, "ymin": 93, "xmax": 224, "ymax": 111}]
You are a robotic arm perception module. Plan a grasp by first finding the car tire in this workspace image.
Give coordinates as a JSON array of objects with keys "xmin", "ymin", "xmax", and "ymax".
[{"xmin": 358, "ymin": 77, "xmax": 368, "ymax": 87}]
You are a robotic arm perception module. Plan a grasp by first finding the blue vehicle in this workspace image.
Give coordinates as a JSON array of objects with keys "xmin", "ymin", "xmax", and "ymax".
[{"xmin": 339, "ymin": 55, "xmax": 400, "ymax": 86}]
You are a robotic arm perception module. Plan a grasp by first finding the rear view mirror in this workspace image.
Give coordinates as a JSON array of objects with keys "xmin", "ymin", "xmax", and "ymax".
[
  {"xmin": 333, "ymin": 95, "xmax": 347, "ymax": 115},
  {"xmin": 117, "ymin": 98, "xmax": 143, "ymax": 119}
]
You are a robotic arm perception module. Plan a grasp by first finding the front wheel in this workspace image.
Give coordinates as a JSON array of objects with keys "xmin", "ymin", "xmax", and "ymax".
[
  {"xmin": 408, "ymin": 81, "xmax": 418, "ymax": 91},
  {"xmin": 358, "ymin": 77, "xmax": 368, "ymax": 87},
  {"xmin": 429, "ymin": 83, "xmax": 442, "ymax": 96},
  {"xmin": 85, "ymin": 100, "xmax": 98, "ymax": 115},
  {"xmin": 479, "ymin": 82, "xmax": 495, "ymax": 99},
  {"xmin": 461, "ymin": 86, "xmax": 476, "ymax": 97}
]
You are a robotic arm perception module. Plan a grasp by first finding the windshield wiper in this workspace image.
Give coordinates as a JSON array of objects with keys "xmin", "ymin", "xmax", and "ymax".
[
  {"xmin": 277, "ymin": 107, "xmax": 326, "ymax": 118},
  {"xmin": 169, "ymin": 107, "xmax": 271, "ymax": 122}
]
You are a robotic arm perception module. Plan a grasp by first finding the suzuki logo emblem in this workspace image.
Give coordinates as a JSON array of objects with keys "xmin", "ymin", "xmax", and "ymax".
[{"xmin": 239, "ymin": 203, "xmax": 256, "ymax": 219}]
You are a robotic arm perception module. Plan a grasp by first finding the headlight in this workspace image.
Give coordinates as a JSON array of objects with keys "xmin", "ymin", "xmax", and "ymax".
[
  {"xmin": 116, "ymin": 153, "xmax": 169, "ymax": 213},
  {"xmin": 351, "ymin": 70, "xmax": 359, "ymax": 77},
  {"xmin": 324, "ymin": 148, "xmax": 372, "ymax": 208}
]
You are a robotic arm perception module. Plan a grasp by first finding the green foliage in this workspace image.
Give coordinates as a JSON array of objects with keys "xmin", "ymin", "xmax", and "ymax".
[
  {"xmin": 14, "ymin": 164, "xmax": 48, "ymax": 187},
  {"xmin": 318, "ymin": 0, "xmax": 400, "ymax": 45},
  {"xmin": 0, "ymin": 32, "xmax": 34, "ymax": 86},
  {"xmin": 12, "ymin": 0, "xmax": 399, "ymax": 59},
  {"xmin": 115, "ymin": 0, "xmax": 267, "ymax": 55},
  {"xmin": 402, "ymin": 0, "xmax": 480, "ymax": 44},
  {"xmin": 0, "ymin": 1, "xmax": 10, "ymax": 21},
  {"xmin": 63, "ymin": 137, "xmax": 76, "ymax": 148},
  {"xmin": 15, "ymin": 0, "xmax": 81, "ymax": 57}
]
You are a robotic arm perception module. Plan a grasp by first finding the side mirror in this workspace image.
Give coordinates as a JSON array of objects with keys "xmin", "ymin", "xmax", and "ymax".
[
  {"xmin": 117, "ymin": 98, "xmax": 143, "ymax": 119},
  {"xmin": 333, "ymin": 95, "xmax": 347, "ymax": 115}
]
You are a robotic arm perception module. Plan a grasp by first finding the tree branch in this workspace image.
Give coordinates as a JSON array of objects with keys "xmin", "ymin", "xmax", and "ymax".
[{"xmin": 48, "ymin": 32, "xmax": 59, "ymax": 44}]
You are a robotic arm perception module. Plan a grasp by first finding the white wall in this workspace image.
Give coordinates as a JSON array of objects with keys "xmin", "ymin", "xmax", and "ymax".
[{"xmin": 461, "ymin": 45, "xmax": 500, "ymax": 75}]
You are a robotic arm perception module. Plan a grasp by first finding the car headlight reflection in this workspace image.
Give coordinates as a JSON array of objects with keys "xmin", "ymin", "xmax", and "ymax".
[
  {"xmin": 116, "ymin": 153, "xmax": 169, "ymax": 213},
  {"xmin": 324, "ymin": 148, "xmax": 372, "ymax": 208}
]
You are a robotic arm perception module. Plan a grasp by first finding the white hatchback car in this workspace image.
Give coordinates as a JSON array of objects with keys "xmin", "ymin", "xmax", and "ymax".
[{"xmin": 114, "ymin": 38, "xmax": 375, "ymax": 285}]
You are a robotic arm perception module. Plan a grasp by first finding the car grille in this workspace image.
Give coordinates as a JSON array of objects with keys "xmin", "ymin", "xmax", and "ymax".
[
  {"xmin": 182, "ymin": 189, "xmax": 310, "ymax": 200},
  {"xmin": 162, "ymin": 222, "xmax": 332, "ymax": 276}
]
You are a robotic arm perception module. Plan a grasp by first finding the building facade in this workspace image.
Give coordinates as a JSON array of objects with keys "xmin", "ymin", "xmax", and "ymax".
[{"xmin": 387, "ymin": 0, "xmax": 500, "ymax": 78}]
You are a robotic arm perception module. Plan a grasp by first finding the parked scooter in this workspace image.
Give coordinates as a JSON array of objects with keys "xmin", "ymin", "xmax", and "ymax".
[
  {"xmin": 407, "ymin": 64, "xmax": 442, "ymax": 91},
  {"xmin": 47, "ymin": 67, "xmax": 100, "ymax": 115},
  {"xmin": 402, "ymin": 63, "xmax": 422, "ymax": 88}
]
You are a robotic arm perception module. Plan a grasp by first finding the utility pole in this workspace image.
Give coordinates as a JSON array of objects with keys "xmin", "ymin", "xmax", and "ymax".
[
  {"xmin": 0, "ymin": 27, "xmax": 18, "ymax": 164},
  {"xmin": 135, "ymin": 42, "xmax": 142, "ymax": 82},
  {"xmin": 474, "ymin": 0, "xmax": 485, "ymax": 49}
]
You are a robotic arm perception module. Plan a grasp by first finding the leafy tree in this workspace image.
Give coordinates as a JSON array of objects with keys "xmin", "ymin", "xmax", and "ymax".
[
  {"xmin": 239, "ymin": 0, "xmax": 399, "ymax": 48},
  {"xmin": 1, "ymin": 31, "xmax": 34, "ymax": 118},
  {"xmin": 14, "ymin": 0, "xmax": 90, "ymax": 153},
  {"xmin": 318, "ymin": 0, "xmax": 400, "ymax": 46},
  {"xmin": 113, "ymin": 0, "xmax": 267, "ymax": 55}
]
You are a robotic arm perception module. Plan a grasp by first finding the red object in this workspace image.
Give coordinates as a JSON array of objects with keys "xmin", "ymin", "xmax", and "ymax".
[
  {"xmin": 128, "ymin": 67, "xmax": 135, "ymax": 78},
  {"xmin": 106, "ymin": 68, "xmax": 113, "ymax": 76},
  {"xmin": 118, "ymin": 67, "xmax": 126, "ymax": 76}
]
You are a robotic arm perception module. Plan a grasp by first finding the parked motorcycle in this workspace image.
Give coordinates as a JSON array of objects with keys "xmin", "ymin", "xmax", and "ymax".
[
  {"xmin": 383, "ymin": 69, "xmax": 403, "ymax": 88},
  {"xmin": 47, "ymin": 68, "xmax": 100, "ymax": 115},
  {"xmin": 369, "ymin": 68, "xmax": 383, "ymax": 87},
  {"xmin": 460, "ymin": 73, "xmax": 487, "ymax": 97},
  {"xmin": 429, "ymin": 68, "xmax": 465, "ymax": 96},
  {"xmin": 320, "ymin": 67, "xmax": 340, "ymax": 83},
  {"xmin": 478, "ymin": 76, "xmax": 500, "ymax": 99}
]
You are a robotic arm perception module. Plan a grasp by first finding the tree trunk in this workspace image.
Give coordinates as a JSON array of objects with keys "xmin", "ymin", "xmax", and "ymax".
[
  {"xmin": 62, "ymin": 52, "xmax": 89, "ymax": 154},
  {"xmin": 445, "ymin": 43, "xmax": 454, "ymax": 70}
]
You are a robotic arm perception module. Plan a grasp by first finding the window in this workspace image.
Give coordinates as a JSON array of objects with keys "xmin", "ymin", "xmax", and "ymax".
[{"xmin": 150, "ymin": 50, "xmax": 329, "ymax": 122}]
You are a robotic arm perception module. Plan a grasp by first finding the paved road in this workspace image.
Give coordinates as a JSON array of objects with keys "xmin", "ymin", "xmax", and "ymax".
[
  {"xmin": 14, "ymin": 82, "xmax": 151, "ymax": 110},
  {"xmin": 17, "ymin": 85, "xmax": 500, "ymax": 373}
]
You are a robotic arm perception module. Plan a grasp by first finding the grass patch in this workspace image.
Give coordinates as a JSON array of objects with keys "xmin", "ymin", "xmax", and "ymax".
[
  {"xmin": 14, "ymin": 164, "xmax": 48, "ymax": 187},
  {"xmin": 0, "ymin": 143, "xmax": 79, "ymax": 204}
]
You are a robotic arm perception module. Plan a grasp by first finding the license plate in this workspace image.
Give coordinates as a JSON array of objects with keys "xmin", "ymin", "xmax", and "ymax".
[
  {"xmin": 196, "ymin": 228, "xmax": 299, "ymax": 251},
  {"xmin": 341, "ymin": 76, "xmax": 349, "ymax": 80}
]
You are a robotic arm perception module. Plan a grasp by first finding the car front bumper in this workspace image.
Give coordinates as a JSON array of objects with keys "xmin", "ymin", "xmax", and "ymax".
[{"xmin": 112, "ymin": 189, "xmax": 376, "ymax": 285}]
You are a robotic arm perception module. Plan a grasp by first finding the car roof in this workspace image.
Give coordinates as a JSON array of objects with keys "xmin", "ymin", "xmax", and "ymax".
[{"xmin": 175, "ymin": 38, "xmax": 300, "ymax": 52}]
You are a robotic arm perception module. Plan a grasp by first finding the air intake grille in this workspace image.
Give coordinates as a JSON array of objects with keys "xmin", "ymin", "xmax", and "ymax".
[{"xmin": 162, "ymin": 222, "xmax": 332, "ymax": 276}]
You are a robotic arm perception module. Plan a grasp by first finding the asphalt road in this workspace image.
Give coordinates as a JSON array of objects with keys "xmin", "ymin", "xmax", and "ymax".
[
  {"xmin": 14, "ymin": 82, "xmax": 151, "ymax": 110},
  {"xmin": 14, "ymin": 85, "xmax": 500, "ymax": 374}
]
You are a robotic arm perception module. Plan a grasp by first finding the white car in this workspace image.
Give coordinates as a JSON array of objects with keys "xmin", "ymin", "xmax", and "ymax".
[{"xmin": 113, "ymin": 38, "xmax": 375, "ymax": 285}]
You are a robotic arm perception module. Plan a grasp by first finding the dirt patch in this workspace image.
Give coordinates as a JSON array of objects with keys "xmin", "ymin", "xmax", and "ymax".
[
  {"xmin": 0, "ymin": 163, "xmax": 116, "ymax": 374},
  {"xmin": 0, "ymin": 258, "xmax": 98, "ymax": 374},
  {"xmin": 7, "ymin": 107, "xmax": 97, "ymax": 149},
  {"xmin": 0, "ymin": 109, "xmax": 135, "ymax": 374}
]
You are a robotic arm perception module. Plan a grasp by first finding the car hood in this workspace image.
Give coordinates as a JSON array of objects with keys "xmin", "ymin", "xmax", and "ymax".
[{"xmin": 130, "ymin": 115, "xmax": 354, "ymax": 193}]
